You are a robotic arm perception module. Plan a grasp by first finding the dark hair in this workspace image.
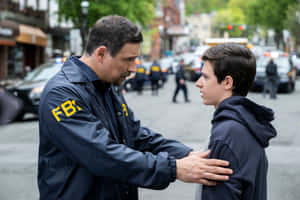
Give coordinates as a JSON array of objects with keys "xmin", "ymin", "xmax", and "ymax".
[
  {"xmin": 85, "ymin": 15, "xmax": 143, "ymax": 57},
  {"xmin": 202, "ymin": 43, "xmax": 256, "ymax": 96}
]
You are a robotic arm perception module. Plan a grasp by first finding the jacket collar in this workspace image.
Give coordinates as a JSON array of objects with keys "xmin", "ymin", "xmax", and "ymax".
[{"xmin": 62, "ymin": 56, "xmax": 99, "ymax": 83}]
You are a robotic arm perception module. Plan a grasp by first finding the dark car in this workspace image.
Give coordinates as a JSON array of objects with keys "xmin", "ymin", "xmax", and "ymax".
[
  {"xmin": 253, "ymin": 53, "xmax": 296, "ymax": 93},
  {"xmin": 6, "ymin": 58, "xmax": 65, "ymax": 119}
]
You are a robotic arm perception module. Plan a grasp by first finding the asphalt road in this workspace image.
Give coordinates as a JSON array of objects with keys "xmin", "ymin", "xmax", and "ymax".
[{"xmin": 0, "ymin": 75, "xmax": 299, "ymax": 200}]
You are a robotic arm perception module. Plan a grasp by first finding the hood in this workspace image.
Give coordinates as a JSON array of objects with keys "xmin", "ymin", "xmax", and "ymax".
[{"xmin": 212, "ymin": 96, "xmax": 276, "ymax": 147}]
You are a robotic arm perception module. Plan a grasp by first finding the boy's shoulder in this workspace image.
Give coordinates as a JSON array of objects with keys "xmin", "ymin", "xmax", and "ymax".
[{"xmin": 211, "ymin": 119, "xmax": 249, "ymax": 141}]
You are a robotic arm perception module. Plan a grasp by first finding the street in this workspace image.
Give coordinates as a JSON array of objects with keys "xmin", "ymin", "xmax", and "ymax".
[{"xmin": 0, "ymin": 76, "xmax": 299, "ymax": 200}]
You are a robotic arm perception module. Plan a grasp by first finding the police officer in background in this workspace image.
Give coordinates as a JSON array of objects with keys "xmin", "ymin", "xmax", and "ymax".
[
  {"xmin": 149, "ymin": 60, "xmax": 162, "ymax": 96},
  {"xmin": 263, "ymin": 58, "xmax": 278, "ymax": 99},
  {"xmin": 38, "ymin": 15, "xmax": 232, "ymax": 200},
  {"xmin": 172, "ymin": 59, "xmax": 190, "ymax": 103},
  {"xmin": 134, "ymin": 59, "xmax": 146, "ymax": 95}
]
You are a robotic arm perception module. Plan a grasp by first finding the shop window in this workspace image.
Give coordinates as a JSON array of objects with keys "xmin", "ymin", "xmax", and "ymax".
[{"xmin": 8, "ymin": 45, "xmax": 24, "ymax": 78}]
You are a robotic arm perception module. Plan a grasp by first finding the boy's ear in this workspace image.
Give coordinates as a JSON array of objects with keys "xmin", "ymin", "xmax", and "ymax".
[{"xmin": 223, "ymin": 75, "xmax": 234, "ymax": 90}]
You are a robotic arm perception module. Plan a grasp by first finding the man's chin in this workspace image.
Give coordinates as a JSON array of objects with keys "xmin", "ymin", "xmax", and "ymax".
[{"xmin": 112, "ymin": 79, "xmax": 124, "ymax": 86}]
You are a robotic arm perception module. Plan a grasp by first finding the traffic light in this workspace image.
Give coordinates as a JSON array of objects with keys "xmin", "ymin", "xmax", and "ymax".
[
  {"xmin": 227, "ymin": 24, "xmax": 233, "ymax": 30},
  {"xmin": 238, "ymin": 25, "xmax": 243, "ymax": 31}
]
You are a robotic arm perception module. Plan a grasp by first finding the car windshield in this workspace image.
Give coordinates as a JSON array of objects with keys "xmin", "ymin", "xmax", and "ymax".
[
  {"xmin": 257, "ymin": 57, "xmax": 290, "ymax": 69},
  {"xmin": 24, "ymin": 61, "xmax": 63, "ymax": 82},
  {"xmin": 159, "ymin": 57, "xmax": 173, "ymax": 69}
]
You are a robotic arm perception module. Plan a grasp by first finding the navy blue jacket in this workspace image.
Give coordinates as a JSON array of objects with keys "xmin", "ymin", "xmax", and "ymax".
[
  {"xmin": 175, "ymin": 64, "xmax": 185, "ymax": 84},
  {"xmin": 149, "ymin": 62, "xmax": 162, "ymax": 81},
  {"xmin": 201, "ymin": 96, "xmax": 276, "ymax": 200},
  {"xmin": 38, "ymin": 57, "xmax": 192, "ymax": 200},
  {"xmin": 135, "ymin": 64, "xmax": 146, "ymax": 81}
]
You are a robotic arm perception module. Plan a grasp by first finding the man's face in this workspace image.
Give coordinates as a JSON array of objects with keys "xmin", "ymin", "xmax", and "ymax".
[
  {"xmin": 195, "ymin": 61, "xmax": 227, "ymax": 108},
  {"xmin": 102, "ymin": 43, "xmax": 140, "ymax": 86}
]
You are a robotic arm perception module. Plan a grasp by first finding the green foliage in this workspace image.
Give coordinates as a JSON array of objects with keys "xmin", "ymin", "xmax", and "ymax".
[
  {"xmin": 185, "ymin": 0, "xmax": 229, "ymax": 16},
  {"xmin": 213, "ymin": 7, "xmax": 245, "ymax": 37},
  {"xmin": 248, "ymin": 0, "xmax": 298, "ymax": 32},
  {"xmin": 285, "ymin": 4, "xmax": 300, "ymax": 42},
  {"xmin": 56, "ymin": 0, "xmax": 156, "ymax": 29},
  {"xmin": 247, "ymin": 0, "xmax": 298, "ymax": 47}
]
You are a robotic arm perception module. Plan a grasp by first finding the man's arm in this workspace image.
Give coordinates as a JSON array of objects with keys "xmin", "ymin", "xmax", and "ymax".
[
  {"xmin": 40, "ymin": 86, "xmax": 176, "ymax": 189},
  {"xmin": 124, "ymin": 105, "xmax": 233, "ymax": 185},
  {"xmin": 176, "ymin": 150, "xmax": 233, "ymax": 186}
]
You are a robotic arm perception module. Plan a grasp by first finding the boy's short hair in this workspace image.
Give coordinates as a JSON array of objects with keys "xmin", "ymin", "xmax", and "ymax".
[
  {"xmin": 85, "ymin": 15, "xmax": 143, "ymax": 57},
  {"xmin": 202, "ymin": 43, "xmax": 256, "ymax": 96}
]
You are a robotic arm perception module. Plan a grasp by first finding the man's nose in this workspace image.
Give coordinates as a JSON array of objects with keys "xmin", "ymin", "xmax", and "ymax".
[{"xmin": 129, "ymin": 63, "xmax": 137, "ymax": 73}]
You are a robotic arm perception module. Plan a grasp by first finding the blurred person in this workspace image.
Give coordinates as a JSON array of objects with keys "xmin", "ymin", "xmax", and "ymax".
[
  {"xmin": 0, "ymin": 85, "xmax": 23, "ymax": 125},
  {"xmin": 38, "ymin": 15, "xmax": 233, "ymax": 200},
  {"xmin": 149, "ymin": 60, "xmax": 162, "ymax": 96},
  {"xmin": 195, "ymin": 43, "xmax": 277, "ymax": 200},
  {"xmin": 172, "ymin": 59, "xmax": 190, "ymax": 103},
  {"xmin": 134, "ymin": 59, "xmax": 146, "ymax": 95},
  {"xmin": 263, "ymin": 58, "xmax": 278, "ymax": 99}
]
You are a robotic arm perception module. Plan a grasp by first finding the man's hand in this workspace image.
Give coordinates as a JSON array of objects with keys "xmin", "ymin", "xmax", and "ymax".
[
  {"xmin": 179, "ymin": 79, "xmax": 185, "ymax": 84},
  {"xmin": 176, "ymin": 150, "xmax": 233, "ymax": 186}
]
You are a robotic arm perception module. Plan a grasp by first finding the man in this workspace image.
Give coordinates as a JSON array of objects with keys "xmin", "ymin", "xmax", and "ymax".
[
  {"xmin": 263, "ymin": 58, "xmax": 278, "ymax": 99},
  {"xmin": 149, "ymin": 60, "xmax": 162, "ymax": 96},
  {"xmin": 134, "ymin": 59, "xmax": 146, "ymax": 95},
  {"xmin": 195, "ymin": 43, "xmax": 277, "ymax": 200},
  {"xmin": 38, "ymin": 15, "xmax": 232, "ymax": 200},
  {"xmin": 172, "ymin": 59, "xmax": 190, "ymax": 103}
]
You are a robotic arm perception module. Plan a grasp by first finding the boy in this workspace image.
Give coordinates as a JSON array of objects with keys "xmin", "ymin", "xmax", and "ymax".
[{"xmin": 195, "ymin": 43, "xmax": 277, "ymax": 200}]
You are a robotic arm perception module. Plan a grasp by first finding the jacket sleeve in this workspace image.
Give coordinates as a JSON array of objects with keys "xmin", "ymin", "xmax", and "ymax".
[
  {"xmin": 40, "ymin": 85, "xmax": 176, "ymax": 189},
  {"xmin": 201, "ymin": 140, "xmax": 243, "ymax": 200},
  {"xmin": 126, "ymin": 105, "xmax": 192, "ymax": 159}
]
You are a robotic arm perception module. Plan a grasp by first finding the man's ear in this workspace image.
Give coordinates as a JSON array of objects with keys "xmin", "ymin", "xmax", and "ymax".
[
  {"xmin": 94, "ymin": 46, "xmax": 108, "ymax": 63},
  {"xmin": 223, "ymin": 75, "xmax": 234, "ymax": 90}
]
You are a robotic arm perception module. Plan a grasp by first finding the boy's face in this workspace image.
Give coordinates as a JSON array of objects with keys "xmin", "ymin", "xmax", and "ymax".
[{"xmin": 195, "ymin": 61, "xmax": 231, "ymax": 108}]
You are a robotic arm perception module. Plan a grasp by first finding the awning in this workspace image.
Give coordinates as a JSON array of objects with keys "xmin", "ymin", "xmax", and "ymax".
[
  {"xmin": 166, "ymin": 25, "xmax": 188, "ymax": 36},
  {"xmin": 16, "ymin": 24, "xmax": 47, "ymax": 47},
  {"xmin": 0, "ymin": 20, "xmax": 19, "ymax": 46}
]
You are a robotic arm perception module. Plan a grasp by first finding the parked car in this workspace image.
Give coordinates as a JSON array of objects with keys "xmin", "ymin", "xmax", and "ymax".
[
  {"xmin": 253, "ymin": 53, "xmax": 296, "ymax": 93},
  {"xmin": 5, "ymin": 57, "xmax": 65, "ymax": 118}
]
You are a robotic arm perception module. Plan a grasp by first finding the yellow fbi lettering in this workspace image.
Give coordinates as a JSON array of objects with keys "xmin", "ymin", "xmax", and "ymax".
[
  {"xmin": 151, "ymin": 66, "xmax": 160, "ymax": 72},
  {"xmin": 122, "ymin": 104, "xmax": 128, "ymax": 116},
  {"xmin": 52, "ymin": 100, "xmax": 82, "ymax": 122}
]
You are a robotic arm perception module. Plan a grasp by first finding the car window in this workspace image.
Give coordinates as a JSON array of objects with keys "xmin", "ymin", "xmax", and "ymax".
[
  {"xmin": 24, "ymin": 62, "xmax": 62, "ymax": 82},
  {"xmin": 257, "ymin": 57, "xmax": 290, "ymax": 69},
  {"xmin": 274, "ymin": 57, "xmax": 290, "ymax": 69}
]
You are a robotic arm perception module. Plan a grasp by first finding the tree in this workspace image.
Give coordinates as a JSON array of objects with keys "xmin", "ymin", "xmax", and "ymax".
[
  {"xmin": 285, "ymin": 3, "xmax": 300, "ymax": 52},
  {"xmin": 56, "ymin": 0, "xmax": 156, "ymax": 50},
  {"xmin": 213, "ymin": 7, "xmax": 246, "ymax": 37},
  {"xmin": 248, "ymin": 0, "xmax": 298, "ymax": 49},
  {"xmin": 185, "ymin": 0, "xmax": 229, "ymax": 16}
]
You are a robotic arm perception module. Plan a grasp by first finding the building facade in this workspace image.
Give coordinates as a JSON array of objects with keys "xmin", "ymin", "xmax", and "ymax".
[
  {"xmin": 0, "ymin": 0, "xmax": 48, "ymax": 80},
  {"xmin": 151, "ymin": 0, "xmax": 187, "ymax": 59}
]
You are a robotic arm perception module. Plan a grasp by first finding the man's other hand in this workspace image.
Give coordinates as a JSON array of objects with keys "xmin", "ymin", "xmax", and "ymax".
[{"xmin": 176, "ymin": 150, "xmax": 233, "ymax": 186}]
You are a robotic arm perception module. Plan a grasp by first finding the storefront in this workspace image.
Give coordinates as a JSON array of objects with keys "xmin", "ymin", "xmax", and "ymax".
[
  {"xmin": 15, "ymin": 24, "xmax": 47, "ymax": 73},
  {"xmin": 0, "ymin": 20, "xmax": 19, "ymax": 80},
  {"xmin": 0, "ymin": 21, "xmax": 47, "ymax": 80}
]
